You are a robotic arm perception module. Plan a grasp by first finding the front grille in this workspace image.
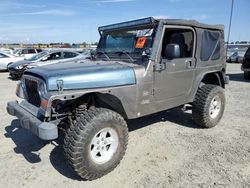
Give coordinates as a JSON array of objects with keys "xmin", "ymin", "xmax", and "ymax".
[{"xmin": 25, "ymin": 79, "xmax": 41, "ymax": 107}]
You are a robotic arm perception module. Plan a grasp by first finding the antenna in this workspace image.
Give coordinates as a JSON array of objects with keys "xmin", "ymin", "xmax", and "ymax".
[{"xmin": 226, "ymin": 0, "xmax": 234, "ymax": 53}]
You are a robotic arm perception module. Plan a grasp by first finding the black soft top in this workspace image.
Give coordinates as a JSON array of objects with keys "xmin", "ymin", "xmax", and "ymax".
[
  {"xmin": 99, "ymin": 17, "xmax": 224, "ymax": 32},
  {"xmin": 157, "ymin": 18, "xmax": 224, "ymax": 31}
]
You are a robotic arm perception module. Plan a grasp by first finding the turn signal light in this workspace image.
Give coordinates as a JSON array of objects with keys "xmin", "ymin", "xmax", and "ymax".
[{"xmin": 41, "ymin": 98, "xmax": 48, "ymax": 110}]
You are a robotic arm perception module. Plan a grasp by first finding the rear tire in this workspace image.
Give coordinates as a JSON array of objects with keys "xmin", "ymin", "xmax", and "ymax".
[
  {"xmin": 192, "ymin": 84, "xmax": 225, "ymax": 128},
  {"xmin": 244, "ymin": 71, "xmax": 250, "ymax": 80},
  {"xmin": 64, "ymin": 107, "xmax": 128, "ymax": 180}
]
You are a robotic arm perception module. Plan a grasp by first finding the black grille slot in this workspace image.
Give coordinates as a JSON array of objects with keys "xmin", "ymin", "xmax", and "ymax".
[{"xmin": 25, "ymin": 79, "xmax": 41, "ymax": 107}]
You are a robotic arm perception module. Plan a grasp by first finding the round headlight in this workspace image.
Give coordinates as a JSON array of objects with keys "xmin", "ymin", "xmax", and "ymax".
[{"xmin": 16, "ymin": 65, "xmax": 23, "ymax": 70}]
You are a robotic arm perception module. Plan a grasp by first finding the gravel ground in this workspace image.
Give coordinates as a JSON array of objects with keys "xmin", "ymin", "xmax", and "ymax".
[{"xmin": 0, "ymin": 63, "xmax": 249, "ymax": 188}]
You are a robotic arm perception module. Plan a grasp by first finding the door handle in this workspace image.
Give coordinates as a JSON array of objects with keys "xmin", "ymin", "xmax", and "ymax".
[{"xmin": 185, "ymin": 59, "xmax": 192, "ymax": 68}]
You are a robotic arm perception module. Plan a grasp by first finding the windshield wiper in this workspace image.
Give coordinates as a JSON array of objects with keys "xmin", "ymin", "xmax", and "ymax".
[
  {"xmin": 96, "ymin": 50, "xmax": 110, "ymax": 61},
  {"xmin": 115, "ymin": 51, "xmax": 135, "ymax": 63}
]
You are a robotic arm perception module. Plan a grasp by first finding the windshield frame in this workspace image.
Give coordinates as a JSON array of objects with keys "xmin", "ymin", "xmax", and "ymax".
[{"xmin": 96, "ymin": 26, "xmax": 156, "ymax": 59}]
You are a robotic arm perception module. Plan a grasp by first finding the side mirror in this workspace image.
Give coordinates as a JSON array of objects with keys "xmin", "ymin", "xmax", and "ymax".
[
  {"xmin": 164, "ymin": 43, "xmax": 180, "ymax": 59},
  {"xmin": 41, "ymin": 57, "xmax": 48, "ymax": 61},
  {"xmin": 142, "ymin": 48, "xmax": 152, "ymax": 56}
]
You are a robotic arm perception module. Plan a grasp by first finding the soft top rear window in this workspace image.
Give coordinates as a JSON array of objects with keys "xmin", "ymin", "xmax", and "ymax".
[{"xmin": 200, "ymin": 30, "xmax": 221, "ymax": 61}]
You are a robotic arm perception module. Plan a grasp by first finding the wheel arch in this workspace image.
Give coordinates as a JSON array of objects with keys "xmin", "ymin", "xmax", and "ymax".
[
  {"xmin": 201, "ymin": 71, "xmax": 225, "ymax": 89},
  {"xmin": 70, "ymin": 92, "xmax": 128, "ymax": 119},
  {"xmin": 189, "ymin": 70, "xmax": 225, "ymax": 102}
]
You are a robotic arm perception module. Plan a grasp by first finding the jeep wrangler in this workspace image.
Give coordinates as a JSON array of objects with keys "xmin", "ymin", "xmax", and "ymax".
[{"xmin": 7, "ymin": 17, "xmax": 229, "ymax": 180}]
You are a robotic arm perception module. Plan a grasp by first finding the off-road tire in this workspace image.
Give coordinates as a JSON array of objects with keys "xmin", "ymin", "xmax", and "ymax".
[
  {"xmin": 63, "ymin": 107, "xmax": 128, "ymax": 180},
  {"xmin": 192, "ymin": 84, "xmax": 225, "ymax": 128},
  {"xmin": 244, "ymin": 71, "xmax": 250, "ymax": 80}
]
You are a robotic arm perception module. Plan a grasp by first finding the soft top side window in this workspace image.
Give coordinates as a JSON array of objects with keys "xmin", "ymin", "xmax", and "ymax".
[{"xmin": 200, "ymin": 30, "xmax": 221, "ymax": 61}]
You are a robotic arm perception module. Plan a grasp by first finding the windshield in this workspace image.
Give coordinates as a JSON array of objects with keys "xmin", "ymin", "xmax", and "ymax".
[
  {"xmin": 13, "ymin": 49, "xmax": 21, "ymax": 56},
  {"xmin": 27, "ymin": 51, "xmax": 49, "ymax": 61},
  {"xmin": 97, "ymin": 27, "xmax": 155, "ymax": 56}
]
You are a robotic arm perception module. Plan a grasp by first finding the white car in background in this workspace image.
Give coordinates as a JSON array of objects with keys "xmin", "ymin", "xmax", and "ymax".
[
  {"xmin": 9, "ymin": 50, "xmax": 87, "ymax": 78},
  {"xmin": 0, "ymin": 48, "xmax": 14, "ymax": 55},
  {"xmin": 0, "ymin": 51, "xmax": 24, "ymax": 71},
  {"xmin": 13, "ymin": 48, "xmax": 42, "ymax": 59}
]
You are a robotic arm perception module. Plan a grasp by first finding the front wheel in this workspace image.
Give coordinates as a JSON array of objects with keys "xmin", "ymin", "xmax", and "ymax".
[
  {"xmin": 192, "ymin": 84, "xmax": 225, "ymax": 128},
  {"xmin": 64, "ymin": 107, "xmax": 128, "ymax": 180}
]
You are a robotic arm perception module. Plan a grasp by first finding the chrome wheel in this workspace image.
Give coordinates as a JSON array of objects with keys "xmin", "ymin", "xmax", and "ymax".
[
  {"xmin": 209, "ymin": 96, "xmax": 221, "ymax": 119},
  {"xmin": 89, "ymin": 127, "xmax": 119, "ymax": 164}
]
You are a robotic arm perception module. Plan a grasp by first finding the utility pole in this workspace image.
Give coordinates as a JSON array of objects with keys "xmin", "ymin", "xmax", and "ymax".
[{"xmin": 227, "ymin": 0, "xmax": 234, "ymax": 45}]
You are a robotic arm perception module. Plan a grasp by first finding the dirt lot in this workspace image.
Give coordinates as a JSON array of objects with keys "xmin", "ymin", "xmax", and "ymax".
[{"xmin": 0, "ymin": 63, "xmax": 249, "ymax": 188}]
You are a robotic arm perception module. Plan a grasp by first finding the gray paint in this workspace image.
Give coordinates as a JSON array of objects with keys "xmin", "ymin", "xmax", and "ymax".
[{"xmin": 25, "ymin": 61, "xmax": 136, "ymax": 91}]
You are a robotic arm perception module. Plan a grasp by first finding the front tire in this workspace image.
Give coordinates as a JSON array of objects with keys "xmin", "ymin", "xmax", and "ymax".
[
  {"xmin": 192, "ymin": 84, "xmax": 225, "ymax": 128},
  {"xmin": 64, "ymin": 107, "xmax": 128, "ymax": 180}
]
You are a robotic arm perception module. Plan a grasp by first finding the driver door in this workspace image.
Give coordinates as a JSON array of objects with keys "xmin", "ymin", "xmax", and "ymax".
[{"xmin": 154, "ymin": 26, "xmax": 196, "ymax": 104}]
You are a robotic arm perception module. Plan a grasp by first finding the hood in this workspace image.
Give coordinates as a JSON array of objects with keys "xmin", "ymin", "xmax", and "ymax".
[
  {"xmin": 9, "ymin": 59, "xmax": 32, "ymax": 68},
  {"xmin": 25, "ymin": 60, "xmax": 138, "ymax": 91}
]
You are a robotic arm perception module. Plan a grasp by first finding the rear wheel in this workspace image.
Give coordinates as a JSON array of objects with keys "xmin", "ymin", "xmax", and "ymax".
[
  {"xmin": 192, "ymin": 84, "xmax": 225, "ymax": 128},
  {"xmin": 244, "ymin": 71, "xmax": 250, "ymax": 80},
  {"xmin": 64, "ymin": 107, "xmax": 128, "ymax": 180}
]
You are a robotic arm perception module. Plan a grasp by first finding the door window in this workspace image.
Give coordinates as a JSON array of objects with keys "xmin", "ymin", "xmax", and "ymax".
[
  {"xmin": 27, "ymin": 49, "xmax": 36, "ymax": 54},
  {"xmin": 63, "ymin": 52, "xmax": 78, "ymax": 58},
  {"xmin": 161, "ymin": 28, "xmax": 194, "ymax": 59},
  {"xmin": 47, "ymin": 52, "xmax": 62, "ymax": 61},
  {"xmin": 36, "ymin": 49, "xmax": 42, "ymax": 53}
]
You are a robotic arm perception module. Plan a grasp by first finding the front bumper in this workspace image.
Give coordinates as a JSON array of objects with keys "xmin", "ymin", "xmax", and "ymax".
[{"xmin": 7, "ymin": 101, "xmax": 58, "ymax": 140}]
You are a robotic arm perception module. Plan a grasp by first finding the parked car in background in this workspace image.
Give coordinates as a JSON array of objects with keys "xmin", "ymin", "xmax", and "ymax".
[
  {"xmin": 13, "ymin": 48, "xmax": 42, "ymax": 59},
  {"xmin": 226, "ymin": 50, "xmax": 234, "ymax": 62},
  {"xmin": 241, "ymin": 47, "xmax": 250, "ymax": 80},
  {"xmin": 80, "ymin": 48, "xmax": 95, "ymax": 57},
  {"xmin": 8, "ymin": 50, "xmax": 85, "ymax": 79},
  {"xmin": 0, "ymin": 51, "xmax": 24, "ymax": 71},
  {"xmin": 227, "ymin": 51, "xmax": 245, "ymax": 63},
  {"xmin": 0, "ymin": 48, "xmax": 14, "ymax": 55}
]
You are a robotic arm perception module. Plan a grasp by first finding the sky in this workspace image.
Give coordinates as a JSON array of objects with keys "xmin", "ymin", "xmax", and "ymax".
[{"xmin": 0, "ymin": 0, "xmax": 249, "ymax": 43}]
